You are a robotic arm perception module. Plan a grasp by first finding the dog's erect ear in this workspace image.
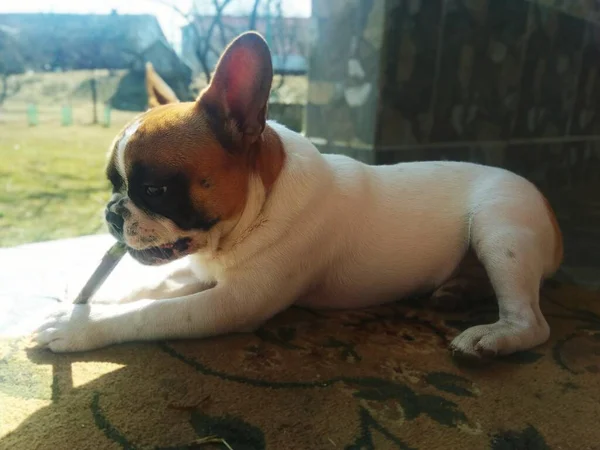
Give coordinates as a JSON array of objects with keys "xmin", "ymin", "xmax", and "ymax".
[
  {"xmin": 199, "ymin": 32, "xmax": 273, "ymax": 150},
  {"xmin": 145, "ymin": 62, "xmax": 179, "ymax": 108}
]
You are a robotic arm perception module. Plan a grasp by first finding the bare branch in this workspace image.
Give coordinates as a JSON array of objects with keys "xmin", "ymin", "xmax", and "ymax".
[
  {"xmin": 249, "ymin": 0, "xmax": 262, "ymax": 30},
  {"xmin": 156, "ymin": 0, "xmax": 233, "ymax": 83},
  {"xmin": 154, "ymin": 0, "xmax": 301, "ymax": 90},
  {"xmin": 151, "ymin": 0, "xmax": 193, "ymax": 21},
  {"xmin": 206, "ymin": 0, "xmax": 233, "ymax": 51}
]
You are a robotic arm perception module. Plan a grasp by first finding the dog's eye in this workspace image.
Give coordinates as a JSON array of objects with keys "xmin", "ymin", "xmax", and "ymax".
[{"xmin": 144, "ymin": 185, "xmax": 167, "ymax": 197}]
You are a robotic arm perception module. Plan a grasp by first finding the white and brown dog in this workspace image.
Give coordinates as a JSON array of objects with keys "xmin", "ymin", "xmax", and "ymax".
[{"xmin": 34, "ymin": 32, "xmax": 563, "ymax": 360}]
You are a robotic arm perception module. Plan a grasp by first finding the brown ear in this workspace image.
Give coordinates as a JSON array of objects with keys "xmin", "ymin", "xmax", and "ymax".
[
  {"xmin": 145, "ymin": 62, "xmax": 179, "ymax": 108},
  {"xmin": 199, "ymin": 32, "xmax": 273, "ymax": 150}
]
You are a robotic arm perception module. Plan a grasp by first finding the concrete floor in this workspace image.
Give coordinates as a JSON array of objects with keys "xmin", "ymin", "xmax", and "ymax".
[
  {"xmin": 0, "ymin": 235, "xmax": 115, "ymax": 336},
  {"xmin": 0, "ymin": 234, "xmax": 186, "ymax": 337}
]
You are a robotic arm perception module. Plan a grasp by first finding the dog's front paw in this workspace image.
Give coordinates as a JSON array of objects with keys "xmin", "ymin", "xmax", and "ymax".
[{"xmin": 32, "ymin": 304, "xmax": 123, "ymax": 353}]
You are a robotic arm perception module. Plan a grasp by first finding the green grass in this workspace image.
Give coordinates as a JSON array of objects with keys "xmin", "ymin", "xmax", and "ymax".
[
  {"xmin": 0, "ymin": 120, "xmax": 134, "ymax": 247},
  {"xmin": 0, "ymin": 70, "xmax": 139, "ymax": 247}
]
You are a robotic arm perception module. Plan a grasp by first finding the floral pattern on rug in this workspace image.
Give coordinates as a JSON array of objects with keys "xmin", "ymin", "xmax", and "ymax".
[{"xmin": 1, "ymin": 282, "xmax": 599, "ymax": 449}]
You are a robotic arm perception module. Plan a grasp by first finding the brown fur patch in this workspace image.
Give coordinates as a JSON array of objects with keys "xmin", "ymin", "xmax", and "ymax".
[
  {"xmin": 107, "ymin": 32, "xmax": 283, "ymax": 228},
  {"xmin": 117, "ymin": 102, "xmax": 284, "ymax": 224},
  {"xmin": 252, "ymin": 124, "xmax": 286, "ymax": 193},
  {"xmin": 541, "ymin": 194, "xmax": 564, "ymax": 272}
]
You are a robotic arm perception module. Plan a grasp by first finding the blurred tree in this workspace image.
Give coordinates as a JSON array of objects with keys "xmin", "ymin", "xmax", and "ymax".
[
  {"xmin": 268, "ymin": 0, "xmax": 307, "ymax": 90},
  {"xmin": 0, "ymin": 26, "xmax": 25, "ymax": 106},
  {"xmin": 72, "ymin": 16, "xmax": 132, "ymax": 124},
  {"xmin": 249, "ymin": 0, "xmax": 262, "ymax": 29},
  {"xmin": 156, "ymin": 0, "xmax": 234, "ymax": 84},
  {"xmin": 159, "ymin": 0, "xmax": 306, "ymax": 97}
]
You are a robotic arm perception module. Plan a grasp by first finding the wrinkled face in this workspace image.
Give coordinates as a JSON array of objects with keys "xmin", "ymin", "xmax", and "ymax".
[
  {"xmin": 103, "ymin": 31, "xmax": 283, "ymax": 265},
  {"xmin": 104, "ymin": 104, "xmax": 251, "ymax": 265}
]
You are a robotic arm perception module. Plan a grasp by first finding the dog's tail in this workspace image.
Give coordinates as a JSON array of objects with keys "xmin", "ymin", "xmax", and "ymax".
[{"xmin": 541, "ymin": 194, "xmax": 564, "ymax": 276}]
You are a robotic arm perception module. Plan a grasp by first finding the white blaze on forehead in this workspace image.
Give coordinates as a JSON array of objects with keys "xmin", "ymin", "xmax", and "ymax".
[{"xmin": 116, "ymin": 118, "xmax": 143, "ymax": 178}]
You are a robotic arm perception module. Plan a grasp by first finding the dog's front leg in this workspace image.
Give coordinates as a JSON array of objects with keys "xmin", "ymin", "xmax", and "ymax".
[
  {"xmin": 117, "ymin": 266, "xmax": 216, "ymax": 304},
  {"xmin": 33, "ymin": 277, "xmax": 293, "ymax": 353},
  {"xmin": 87, "ymin": 257, "xmax": 214, "ymax": 305}
]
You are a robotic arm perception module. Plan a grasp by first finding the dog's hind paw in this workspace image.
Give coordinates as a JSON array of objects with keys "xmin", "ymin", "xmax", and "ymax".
[{"xmin": 449, "ymin": 320, "xmax": 549, "ymax": 361}]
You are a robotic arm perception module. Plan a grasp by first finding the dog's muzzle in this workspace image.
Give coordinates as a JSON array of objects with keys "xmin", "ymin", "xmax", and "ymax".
[{"xmin": 105, "ymin": 195, "xmax": 129, "ymax": 241}]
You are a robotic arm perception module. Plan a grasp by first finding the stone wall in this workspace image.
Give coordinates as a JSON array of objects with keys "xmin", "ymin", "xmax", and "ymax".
[{"xmin": 306, "ymin": 0, "xmax": 600, "ymax": 286}]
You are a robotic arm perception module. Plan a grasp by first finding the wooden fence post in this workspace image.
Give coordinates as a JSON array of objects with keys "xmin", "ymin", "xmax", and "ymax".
[
  {"xmin": 61, "ymin": 105, "xmax": 73, "ymax": 126},
  {"xmin": 103, "ymin": 104, "xmax": 111, "ymax": 128},
  {"xmin": 27, "ymin": 103, "xmax": 38, "ymax": 126}
]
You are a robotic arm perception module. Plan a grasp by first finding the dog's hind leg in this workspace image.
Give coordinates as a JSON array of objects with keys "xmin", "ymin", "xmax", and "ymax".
[{"xmin": 449, "ymin": 191, "xmax": 561, "ymax": 359}]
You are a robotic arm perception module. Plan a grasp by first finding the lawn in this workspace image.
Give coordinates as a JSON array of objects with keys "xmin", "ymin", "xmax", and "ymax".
[
  {"xmin": 0, "ymin": 117, "xmax": 135, "ymax": 247},
  {"xmin": 0, "ymin": 70, "xmax": 139, "ymax": 247}
]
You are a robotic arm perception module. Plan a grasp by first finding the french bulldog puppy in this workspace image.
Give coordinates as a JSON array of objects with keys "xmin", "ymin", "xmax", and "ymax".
[{"xmin": 34, "ymin": 32, "xmax": 563, "ymax": 360}]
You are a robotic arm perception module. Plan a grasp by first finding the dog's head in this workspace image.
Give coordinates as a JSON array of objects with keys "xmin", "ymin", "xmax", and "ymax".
[{"xmin": 104, "ymin": 32, "xmax": 285, "ymax": 265}]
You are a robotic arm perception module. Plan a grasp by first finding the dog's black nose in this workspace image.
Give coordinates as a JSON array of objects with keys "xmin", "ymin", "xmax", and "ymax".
[
  {"xmin": 105, "ymin": 196, "xmax": 128, "ymax": 241},
  {"xmin": 107, "ymin": 196, "xmax": 129, "ymax": 217},
  {"xmin": 105, "ymin": 208, "xmax": 124, "ymax": 239}
]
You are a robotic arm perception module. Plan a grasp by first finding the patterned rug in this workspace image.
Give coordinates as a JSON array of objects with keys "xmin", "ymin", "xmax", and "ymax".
[{"xmin": 1, "ymin": 282, "xmax": 599, "ymax": 450}]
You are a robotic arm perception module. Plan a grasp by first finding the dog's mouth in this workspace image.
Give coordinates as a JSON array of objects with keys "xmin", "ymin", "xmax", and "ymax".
[{"xmin": 127, "ymin": 237, "xmax": 193, "ymax": 265}]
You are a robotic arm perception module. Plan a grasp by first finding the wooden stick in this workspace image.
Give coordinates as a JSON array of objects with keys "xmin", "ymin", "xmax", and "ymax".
[{"xmin": 73, "ymin": 242, "xmax": 127, "ymax": 304}]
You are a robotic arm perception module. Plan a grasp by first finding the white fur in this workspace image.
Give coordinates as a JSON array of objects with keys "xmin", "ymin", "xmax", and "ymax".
[
  {"xmin": 123, "ymin": 201, "xmax": 185, "ymax": 249},
  {"xmin": 34, "ymin": 122, "xmax": 560, "ymax": 357},
  {"xmin": 116, "ymin": 118, "xmax": 142, "ymax": 180}
]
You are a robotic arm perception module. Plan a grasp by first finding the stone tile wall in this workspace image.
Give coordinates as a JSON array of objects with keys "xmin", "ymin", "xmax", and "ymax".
[{"xmin": 306, "ymin": 0, "xmax": 600, "ymax": 286}]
